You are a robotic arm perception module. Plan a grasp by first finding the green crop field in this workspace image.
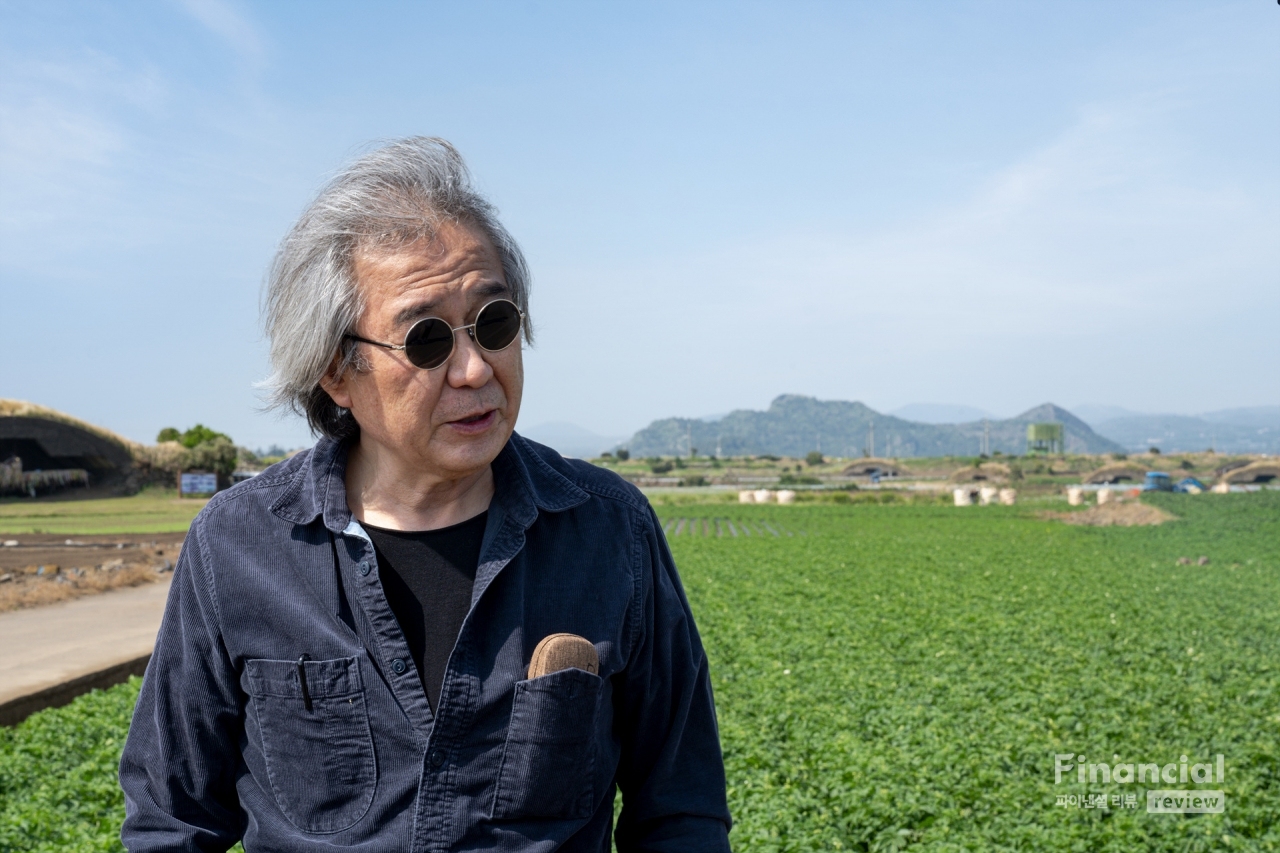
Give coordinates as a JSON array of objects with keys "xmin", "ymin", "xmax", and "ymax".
[
  {"xmin": 667, "ymin": 493, "xmax": 1280, "ymax": 851},
  {"xmin": 0, "ymin": 489, "xmax": 207, "ymax": 535},
  {"xmin": 2, "ymin": 493, "xmax": 1278, "ymax": 851},
  {"xmin": 0, "ymin": 679, "xmax": 142, "ymax": 852}
]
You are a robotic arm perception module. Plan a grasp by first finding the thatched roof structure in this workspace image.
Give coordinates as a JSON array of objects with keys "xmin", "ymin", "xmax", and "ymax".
[
  {"xmin": 1083, "ymin": 463, "xmax": 1149, "ymax": 485},
  {"xmin": 0, "ymin": 399, "xmax": 139, "ymax": 450},
  {"xmin": 1223, "ymin": 461, "xmax": 1280, "ymax": 485},
  {"xmin": 841, "ymin": 458, "xmax": 904, "ymax": 477},
  {"xmin": 949, "ymin": 462, "xmax": 1011, "ymax": 484},
  {"xmin": 0, "ymin": 399, "xmax": 138, "ymax": 487}
]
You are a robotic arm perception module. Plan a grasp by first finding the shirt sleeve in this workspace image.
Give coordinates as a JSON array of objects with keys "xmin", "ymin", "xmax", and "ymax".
[
  {"xmin": 119, "ymin": 517, "xmax": 244, "ymax": 852},
  {"xmin": 613, "ymin": 506, "xmax": 732, "ymax": 852}
]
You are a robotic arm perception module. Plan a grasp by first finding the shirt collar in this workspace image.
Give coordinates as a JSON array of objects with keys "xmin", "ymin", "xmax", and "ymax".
[{"xmin": 271, "ymin": 431, "xmax": 589, "ymax": 533}]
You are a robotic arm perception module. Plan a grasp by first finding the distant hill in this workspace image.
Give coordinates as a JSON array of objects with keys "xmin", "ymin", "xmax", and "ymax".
[
  {"xmin": 625, "ymin": 395, "xmax": 1123, "ymax": 458},
  {"xmin": 1091, "ymin": 407, "xmax": 1280, "ymax": 454},
  {"xmin": 1199, "ymin": 406, "xmax": 1280, "ymax": 429}
]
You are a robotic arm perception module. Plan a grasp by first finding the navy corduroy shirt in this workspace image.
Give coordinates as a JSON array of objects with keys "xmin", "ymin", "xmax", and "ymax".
[{"xmin": 119, "ymin": 433, "xmax": 731, "ymax": 852}]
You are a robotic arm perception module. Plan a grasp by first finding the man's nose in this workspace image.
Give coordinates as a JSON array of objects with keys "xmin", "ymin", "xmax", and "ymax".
[{"xmin": 446, "ymin": 329, "xmax": 494, "ymax": 388}]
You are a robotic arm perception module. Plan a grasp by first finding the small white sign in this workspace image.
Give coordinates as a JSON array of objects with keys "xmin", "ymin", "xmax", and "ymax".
[{"xmin": 180, "ymin": 472, "xmax": 218, "ymax": 495}]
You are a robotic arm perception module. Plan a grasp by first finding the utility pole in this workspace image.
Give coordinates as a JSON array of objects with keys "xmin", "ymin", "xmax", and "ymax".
[
  {"xmin": 982, "ymin": 418, "xmax": 990, "ymax": 456},
  {"xmin": 869, "ymin": 421, "xmax": 875, "ymax": 458}
]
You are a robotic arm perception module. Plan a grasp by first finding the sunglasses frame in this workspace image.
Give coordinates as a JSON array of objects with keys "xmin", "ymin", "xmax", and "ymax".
[{"xmin": 343, "ymin": 298, "xmax": 525, "ymax": 370}]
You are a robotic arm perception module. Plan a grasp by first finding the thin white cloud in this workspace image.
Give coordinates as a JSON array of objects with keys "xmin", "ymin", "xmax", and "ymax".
[
  {"xmin": 0, "ymin": 52, "xmax": 167, "ymax": 237},
  {"xmin": 706, "ymin": 94, "xmax": 1272, "ymax": 324},
  {"xmin": 522, "ymin": 91, "xmax": 1278, "ymax": 430},
  {"xmin": 177, "ymin": 0, "xmax": 265, "ymax": 64}
]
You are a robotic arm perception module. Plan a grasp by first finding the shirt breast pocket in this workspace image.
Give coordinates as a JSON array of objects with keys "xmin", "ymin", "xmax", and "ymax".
[
  {"xmin": 491, "ymin": 667, "xmax": 602, "ymax": 821},
  {"xmin": 244, "ymin": 656, "xmax": 376, "ymax": 834}
]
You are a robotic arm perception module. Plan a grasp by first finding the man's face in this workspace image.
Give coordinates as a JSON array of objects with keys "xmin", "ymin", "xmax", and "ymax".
[{"xmin": 323, "ymin": 220, "xmax": 523, "ymax": 479}]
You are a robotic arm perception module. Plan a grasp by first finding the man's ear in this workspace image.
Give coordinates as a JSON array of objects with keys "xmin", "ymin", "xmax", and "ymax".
[{"xmin": 318, "ymin": 353, "xmax": 355, "ymax": 410}]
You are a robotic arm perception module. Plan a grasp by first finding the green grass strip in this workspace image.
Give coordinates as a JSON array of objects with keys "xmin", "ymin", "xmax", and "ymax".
[{"xmin": 0, "ymin": 490, "xmax": 206, "ymax": 535}]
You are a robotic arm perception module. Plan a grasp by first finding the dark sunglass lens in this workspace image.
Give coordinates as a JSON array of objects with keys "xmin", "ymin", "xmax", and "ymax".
[
  {"xmin": 403, "ymin": 318, "xmax": 455, "ymax": 369},
  {"xmin": 473, "ymin": 300, "xmax": 522, "ymax": 352}
]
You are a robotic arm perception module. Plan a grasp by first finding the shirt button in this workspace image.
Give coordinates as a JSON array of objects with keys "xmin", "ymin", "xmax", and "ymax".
[
  {"xmin": 430, "ymin": 748, "xmax": 446, "ymax": 768},
  {"xmin": 358, "ymin": 561, "xmax": 371, "ymax": 576},
  {"xmin": 391, "ymin": 658, "xmax": 407, "ymax": 675}
]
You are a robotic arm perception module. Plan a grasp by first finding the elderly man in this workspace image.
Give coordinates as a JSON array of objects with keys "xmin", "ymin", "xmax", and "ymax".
[{"xmin": 119, "ymin": 138, "xmax": 731, "ymax": 852}]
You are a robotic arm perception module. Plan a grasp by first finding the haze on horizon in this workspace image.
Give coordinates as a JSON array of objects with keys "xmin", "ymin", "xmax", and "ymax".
[{"xmin": 2, "ymin": 1, "xmax": 1276, "ymax": 450}]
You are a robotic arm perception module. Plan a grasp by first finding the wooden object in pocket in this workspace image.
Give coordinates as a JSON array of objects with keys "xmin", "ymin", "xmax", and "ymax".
[{"xmin": 527, "ymin": 633, "xmax": 599, "ymax": 680}]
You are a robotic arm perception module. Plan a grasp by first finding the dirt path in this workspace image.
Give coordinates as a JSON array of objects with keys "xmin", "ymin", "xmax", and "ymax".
[{"xmin": 0, "ymin": 578, "xmax": 171, "ymax": 722}]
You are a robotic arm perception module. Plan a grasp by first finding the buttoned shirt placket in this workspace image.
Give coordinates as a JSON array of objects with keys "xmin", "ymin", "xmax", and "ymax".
[{"xmin": 319, "ymin": 454, "xmax": 542, "ymax": 852}]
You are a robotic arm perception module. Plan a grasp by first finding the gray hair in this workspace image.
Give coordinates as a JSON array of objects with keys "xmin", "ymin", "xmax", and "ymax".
[{"xmin": 260, "ymin": 137, "xmax": 533, "ymax": 439}]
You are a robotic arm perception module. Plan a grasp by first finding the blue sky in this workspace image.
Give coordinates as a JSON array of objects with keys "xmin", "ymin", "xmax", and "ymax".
[{"xmin": 2, "ymin": 1, "xmax": 1276, "ymax": 449}]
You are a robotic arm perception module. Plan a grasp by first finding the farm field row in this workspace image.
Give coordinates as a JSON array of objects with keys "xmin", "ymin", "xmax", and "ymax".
[
  {"xmin": 663, "ymin": 517, "xmax": 806, "ymax": 538},
  {"xmin": 2, "ymin": 493, "xmax": 1277, "ymax": 850}
]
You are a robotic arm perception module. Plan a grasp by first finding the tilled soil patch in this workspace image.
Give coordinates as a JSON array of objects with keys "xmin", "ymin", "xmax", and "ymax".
[{"xmin": 0, "ymin": 533, "xmax": 184, "ymax": 612}]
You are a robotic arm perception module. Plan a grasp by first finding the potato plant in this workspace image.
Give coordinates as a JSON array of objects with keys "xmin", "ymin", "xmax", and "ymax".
[
  {"xmin": 668, "ymin": 492, "xmax": 1280, "ymax": 851},
  {"xmin": 2, "ymin": 493, "xmax": 1277, "ymax": 851}
]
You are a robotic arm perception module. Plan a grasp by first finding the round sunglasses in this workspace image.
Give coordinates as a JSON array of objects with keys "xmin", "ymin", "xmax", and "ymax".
[{"xmin": 344, "ymin": 298, "xmax": 525, "ymax": 370}]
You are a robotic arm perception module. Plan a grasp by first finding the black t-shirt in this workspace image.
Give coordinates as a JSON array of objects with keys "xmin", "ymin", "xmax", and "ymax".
[{"xmin": 364, "ymin": 512, "xmax": 487, "ymax": 714}]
